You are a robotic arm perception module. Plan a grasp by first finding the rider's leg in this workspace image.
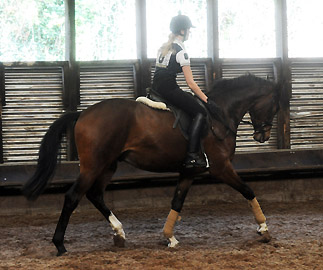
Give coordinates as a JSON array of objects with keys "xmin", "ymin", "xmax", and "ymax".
[
  {"xmin": 184, "ymin": 113, "xmax": 207, "ymax": 168},
  {"xmin": 154, "ymin": 81, "xmax": 207, "ymax": 168}
]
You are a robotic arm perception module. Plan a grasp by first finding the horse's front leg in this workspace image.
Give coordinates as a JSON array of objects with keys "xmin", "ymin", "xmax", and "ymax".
[
  {"xmin": 209, "ymin": 159, "xmax": 271, "ymax": 242},
  {"xmin": 248, "ymin": 197, "xmax": 270, "ymax": 239},
  {"xmin": 163, "ymin": 174, "xmax": 194, "ymax": 247}
]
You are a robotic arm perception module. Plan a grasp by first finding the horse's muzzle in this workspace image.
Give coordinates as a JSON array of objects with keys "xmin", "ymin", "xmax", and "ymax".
[{"xmin": 253, "ymin": 130, "xmax": 271, "ymax": 143}]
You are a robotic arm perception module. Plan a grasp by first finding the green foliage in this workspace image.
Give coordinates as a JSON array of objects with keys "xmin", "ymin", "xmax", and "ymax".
[
  {"xmin": 0, "ymin": 0, "xmax": 136, "ymax": 61},
  {"xmin": 75, "ymin": 0, "xmax": 136, "ymax": 60},
  {"xmin": 0, "ymin": 0, "xmax": 65, "ymax": 61}
]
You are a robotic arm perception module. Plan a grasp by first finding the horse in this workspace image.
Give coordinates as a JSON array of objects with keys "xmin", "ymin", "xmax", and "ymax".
[{"xmin": 22, "ymin": 74, "xmax": 280, "ymax": 256}]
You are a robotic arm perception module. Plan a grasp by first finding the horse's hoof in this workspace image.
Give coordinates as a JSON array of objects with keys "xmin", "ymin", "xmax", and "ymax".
[
  {"xmin": 113, "ymin": 234, "xmax": 126, "ymax": 247},
  {"xmin": 56, "ymin": 248, "xmax": 67, "ymax": 257},
  {"xmin": 258, "ymin": 231, "xmax": 272, "ymax": 243},
  {"xmin": 167, "ymin": 236, "xmax": 179, "ymax": 248}
]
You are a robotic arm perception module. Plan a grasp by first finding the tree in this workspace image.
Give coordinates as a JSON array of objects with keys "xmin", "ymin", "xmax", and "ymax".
[{"xmin": 0, "ymin": 0, "xmax": 65, "ymax": 61}]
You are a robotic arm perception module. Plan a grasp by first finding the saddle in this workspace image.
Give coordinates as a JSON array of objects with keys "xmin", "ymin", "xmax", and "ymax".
[
  {"xmin": 136, "ymin": 88, "xmax": 229, "ymax": 141},
  {"xmin": 136, "ymin": 88, "xmax": 201, "ymax": 140}
]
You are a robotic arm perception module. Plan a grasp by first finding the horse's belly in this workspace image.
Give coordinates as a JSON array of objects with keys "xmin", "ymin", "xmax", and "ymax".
[{"xmin": 122, "ymin": 148, "xmax": 186, "ymax": 173}]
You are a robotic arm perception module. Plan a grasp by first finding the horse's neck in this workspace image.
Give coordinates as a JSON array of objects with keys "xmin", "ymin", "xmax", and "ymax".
[{"xmin": 221, "ymin": 87, "xmax": 261, "ymax": 132}]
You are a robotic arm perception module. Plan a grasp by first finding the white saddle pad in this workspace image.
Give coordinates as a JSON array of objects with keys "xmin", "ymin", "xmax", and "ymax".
[{"xmin": 136, "ymin": 96, "xmax": 170, "ymax": 111}]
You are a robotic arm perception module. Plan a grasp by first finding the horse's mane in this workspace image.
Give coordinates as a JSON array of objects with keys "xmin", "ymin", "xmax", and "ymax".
[{"xmin": 209, "ymin": 74, "xmax": 275, "ymax": 97}]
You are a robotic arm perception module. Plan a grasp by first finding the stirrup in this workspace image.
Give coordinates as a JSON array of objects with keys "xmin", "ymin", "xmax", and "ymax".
[{"xmin": 184, "ymin": 153, "xmax": 207, "ymax": 168}]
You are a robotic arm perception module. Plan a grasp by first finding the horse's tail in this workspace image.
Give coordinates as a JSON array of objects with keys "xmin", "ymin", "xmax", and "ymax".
[{"xmin": 22, "ymin": 111, "xmax": 81, "ymax": 201}]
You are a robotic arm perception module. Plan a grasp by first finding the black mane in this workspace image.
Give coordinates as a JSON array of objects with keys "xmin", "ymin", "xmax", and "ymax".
[{"xmin": 209, "ymin": 74, "xmax": 275, "ymax": 96}]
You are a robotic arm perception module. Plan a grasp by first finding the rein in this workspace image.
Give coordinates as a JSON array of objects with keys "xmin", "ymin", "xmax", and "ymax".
[
  {"xmin": 209, "ymin": 114, "xmax": 273, "ymax": 140},
  {"xmin": 204, "ymin": 106, "xmax": 236, "ymax": 139}
]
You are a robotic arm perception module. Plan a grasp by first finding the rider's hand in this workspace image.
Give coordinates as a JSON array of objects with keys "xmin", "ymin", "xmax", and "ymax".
[{"xmin": 206, "ymin": 99, "xmax": 222, "ymax": 117}]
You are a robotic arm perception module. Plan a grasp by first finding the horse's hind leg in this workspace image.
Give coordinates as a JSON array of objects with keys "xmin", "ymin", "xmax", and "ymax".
[
  {"xmin": 86, "ymin": 162, "xmax": 126, "ymax": 247},
  {"xmin": 209, "ymin": 160, "xmax": 271, "ymax": 242},
  {"xmin": 52, "ymin": 171, "xmax": 99, "ymax": 256}
]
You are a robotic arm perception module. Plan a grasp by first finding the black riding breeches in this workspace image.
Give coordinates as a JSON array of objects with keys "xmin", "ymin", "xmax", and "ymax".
[{"xmin": 152, "ymin": 74, "xmax": 206, "ymax": 119}]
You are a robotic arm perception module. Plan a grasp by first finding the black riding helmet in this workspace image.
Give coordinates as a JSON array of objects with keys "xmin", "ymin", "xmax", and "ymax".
[{"xmin": 170, "ymin": 15, "xmax": 194, "ymax": 35}]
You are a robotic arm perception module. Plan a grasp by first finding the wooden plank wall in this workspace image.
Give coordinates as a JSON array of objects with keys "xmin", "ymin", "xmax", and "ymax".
[{"xmin": 1, "ymin": 0, "xmax": 323, "ymax": 186}]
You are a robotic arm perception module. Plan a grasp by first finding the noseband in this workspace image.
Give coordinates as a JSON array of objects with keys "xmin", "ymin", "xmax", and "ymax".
[
  {"xmin": 252, "ymin": 122, "xmax": 273, "ymax": 135},
  {"xmin": 242, "ymin": 94, "xmax": 277, "ymax": 136},
  {"xmin": 241, "ymin": 120, "xmax": 273, "ymax": 135}
]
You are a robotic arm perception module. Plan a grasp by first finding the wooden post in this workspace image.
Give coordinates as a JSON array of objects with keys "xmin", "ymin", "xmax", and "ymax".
[
  {"xmin": 0, "ymin": 63, "xmax": 4, "ymax": 163},
  {"xmin": 207, "ymin": 0, "xmax": 221, "ymax": 81},
  {"xmin": 275, "ymin": 0, "xmax": 291, "ymax": 149},
  {"xmin": 64, "ymin": 0, "xmax": 78, "ymax": 111},
  {"xmin": 65, "ymin": 0, "xmax": 75, "ymax": 63},
  {"xmin": 136, "ymin": 0, "xmax": 150, "ymax": 97},
  {"xmin": 64, "ymin": 0, "xmax": 79, "ymax": 160}
]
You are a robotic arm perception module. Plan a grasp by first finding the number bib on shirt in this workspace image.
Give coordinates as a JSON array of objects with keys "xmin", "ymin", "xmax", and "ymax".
[{"xmin": 155, "ymin": 39, "xmax": 190, "ymax": 76}]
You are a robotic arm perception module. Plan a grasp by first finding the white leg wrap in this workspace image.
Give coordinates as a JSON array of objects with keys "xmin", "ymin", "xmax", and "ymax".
[
  {"xmin": 204, "ymin": 153, "xmax": 210, "ymax": 168},
  {"xmin": 167, "ymin": 236, "xmax": 179, "ymax": 248},
  {"xmin": 257, "ymin": 222, "xmax": 268, "ymax": 234},
  {"xmin": 109, "ymin": 212, "xmax": 126, "ymax": 239}
]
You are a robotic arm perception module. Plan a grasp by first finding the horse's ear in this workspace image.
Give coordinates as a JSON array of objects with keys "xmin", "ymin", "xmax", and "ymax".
[
  {"xmin": 266, "ymin": 74, "xmax": 276, "ymax": 82},
  {"xmin": 266, "ymin": 72, "xmax": 282, "ymax": 103}
]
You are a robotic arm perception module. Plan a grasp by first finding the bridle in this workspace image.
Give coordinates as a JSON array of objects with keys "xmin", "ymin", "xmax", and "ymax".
[
  {"xmin": 208, "ymin": 91, "xmax": 278, "ymax": 139},
  {"xmin": 242, "ymin": 92, "xmax": 278, "ymax": 136},
  {"xmin": 241, "ymin": 119, "xmax": 273, "ymax": 136},
  {"xmin": 208, "ymin": 111, "xmax": 273, "ymax": 139}
]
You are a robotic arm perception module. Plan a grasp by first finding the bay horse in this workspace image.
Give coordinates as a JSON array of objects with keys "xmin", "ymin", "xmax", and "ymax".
[{"xmin": 22, "ymin": 74, "xmax": 280, "ymax": 256}]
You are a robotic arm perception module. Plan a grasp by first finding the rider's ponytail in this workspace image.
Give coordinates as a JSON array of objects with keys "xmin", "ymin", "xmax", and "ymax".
[{"xmin": 160, "ymin": 33, "xmax": 176, "ymax": 57}]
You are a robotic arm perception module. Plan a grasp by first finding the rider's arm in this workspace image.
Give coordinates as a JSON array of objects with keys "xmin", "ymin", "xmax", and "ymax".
[{"xmin": 182, "ymin": 65, "xmax": 208, "ymax": 103}]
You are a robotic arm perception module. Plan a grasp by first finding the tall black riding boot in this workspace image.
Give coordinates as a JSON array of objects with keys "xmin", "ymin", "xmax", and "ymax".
[{"xmin": 184, "ymin": 113, "xmax": 207, "ymax": 168}]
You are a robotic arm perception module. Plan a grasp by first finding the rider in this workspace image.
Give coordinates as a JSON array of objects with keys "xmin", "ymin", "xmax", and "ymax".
[{"xmin": 152, "ymin": 14, "xmax": 215, "ymax": 169}]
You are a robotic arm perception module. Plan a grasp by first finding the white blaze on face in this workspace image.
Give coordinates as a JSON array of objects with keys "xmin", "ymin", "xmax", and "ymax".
[{"xmin": 109, "ymin": 212, "xmax": 126, "ymax": 239}]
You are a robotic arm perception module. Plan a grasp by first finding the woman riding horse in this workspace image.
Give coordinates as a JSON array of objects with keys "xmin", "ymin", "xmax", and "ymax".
[
  {"xmin": 153, "ymin": 14, "xmax": 219, "ymax": 169},
  {"xmin": 22, "ymin": 74, "xmax": 279, "ymax": 255}
]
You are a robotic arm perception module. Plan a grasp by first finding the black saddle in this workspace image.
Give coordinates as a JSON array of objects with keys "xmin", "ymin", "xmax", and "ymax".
[{"xmin": 146, "ymin": 88, "xmax": 207, "ymax": 140}]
